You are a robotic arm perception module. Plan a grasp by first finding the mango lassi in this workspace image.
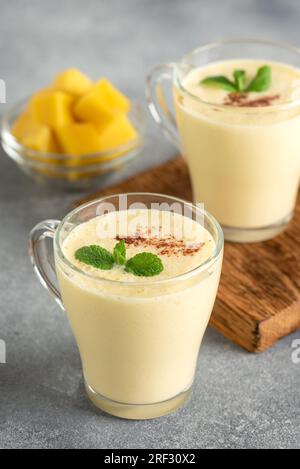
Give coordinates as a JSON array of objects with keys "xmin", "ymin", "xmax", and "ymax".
[
  {"xmin": 174, "ymin": 59, "xmax": 300, "ymax": 241},
  {"xmin": 55, "ymin": 207, "xmax": 223, "ymax": 419}
]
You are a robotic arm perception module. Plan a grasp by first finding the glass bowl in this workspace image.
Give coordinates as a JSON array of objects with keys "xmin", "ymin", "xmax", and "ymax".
[{"xmin": 1, "ymin": 97, "xmax": 146, "ymax": 190}]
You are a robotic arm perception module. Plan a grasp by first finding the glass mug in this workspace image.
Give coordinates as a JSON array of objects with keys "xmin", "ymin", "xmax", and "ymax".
[
  {"xmin": 29, "ymin": 193, "xmax": 223, "ymax": 420},
  {"xmin": 146, "ymin": 39, "xmax": 300, "ymax": 242}
]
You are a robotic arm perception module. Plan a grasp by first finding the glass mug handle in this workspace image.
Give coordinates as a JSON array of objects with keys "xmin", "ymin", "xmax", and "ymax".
[
  {"xmin": 146, "ymin": 63, "xmax": 180, "ymax": 149},
  {"xmin": 28, "ymin": 220, "xmax": 64, "ymax": 310}
]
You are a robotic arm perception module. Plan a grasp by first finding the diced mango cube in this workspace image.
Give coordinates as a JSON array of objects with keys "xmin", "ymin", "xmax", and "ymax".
[
  {"xmin": 73, "ymin": 79, "xmax": 130, "ymax": 124},
  {"xmin": 53, "ymin": 68, "xmax": 92, "ymax": 96},
  {"xmin": 30, "ymin": 87, "xmax": 54, "ymax": 99},
  {"xmin": 93, "ymin": 119, "xmax": 113, "ymax": 135},
  {"xmin": 95, "ymin": 79, "xmax": 130, "ymax": 113},
  {"xmin": 12, "ymin": 108, "xmax": 60, "ymax": 157},
  {"xmin": 55, "ymin": 122, "xmax": 102, "ymax": 156},
  {"xmin": 12, "ymin": 111, "xmax": 39, "ymax": 141},
  {"xmin": 26, "ymin": 87, "xmax": 55, "ymax": 108},
  {"xmin": 29, "ymin": 91, "xmax": 73, "ymax": 129},
  {"xmin": 22, "ymin": 125, "xmax": 58, "ymax": 153},
  {"xmin": 98, "ymin": 115, "xmax": 137, "ymax": 152}
]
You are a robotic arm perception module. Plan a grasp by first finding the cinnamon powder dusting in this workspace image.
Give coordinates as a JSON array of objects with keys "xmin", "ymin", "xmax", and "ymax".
[
  {"xmin": 224, "ymin": 93, "xmax": 280, "ymax": 107},
  {"xmin": 116, "ymin": 228, "xmax": 204, "ymax": 257}
]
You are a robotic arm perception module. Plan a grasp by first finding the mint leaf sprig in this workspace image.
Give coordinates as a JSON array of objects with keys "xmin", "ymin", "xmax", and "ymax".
[
  {"xmin": 201, "ymin": 75, "xmax": 237, "ymax": 92},
  {"xmin": 200, "ymin": 65, "xmax": 271, "ymax": 93},
  {"xmin": 75, "ymin": 245, "xmax": 114, "ymax": 270},
  {"xmin": 125, "ymin": 252, "xmax": 163, "ymax": 277},
  {"xmin": 233, "ymin": 69, "xmax": 246, "ymax": 92},
  {"xmin": 113, "ymin": 239, "xmax": 126, "ymax": 265},
  {"xmin": 246, "ymin": 65, "xmax": 271, "ymax": 92},
  {"xmin": 75, "ymin": 241, "xmax": 164, "ymax": 277}
]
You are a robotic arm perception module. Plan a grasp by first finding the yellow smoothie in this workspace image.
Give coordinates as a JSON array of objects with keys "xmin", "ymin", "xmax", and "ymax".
[
  {"xmin": 55, "ymin": 209, "xmax": 222, "ymax": 413},
  {"xmin": 174, "ymin": 60, "xmax": 300, "ymax": 240}
]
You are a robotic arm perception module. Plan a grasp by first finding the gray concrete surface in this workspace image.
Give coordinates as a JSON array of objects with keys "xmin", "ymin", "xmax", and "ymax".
[{"xmin": 0, "ymin": 0, "xmax": 300, "ymax": 449}]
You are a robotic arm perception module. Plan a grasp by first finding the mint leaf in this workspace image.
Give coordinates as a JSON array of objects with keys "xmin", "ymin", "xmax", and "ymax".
[
  {"xmin": 113, "ymin": 240, "xmax": 126, "ymax": 265},
  {"xmin": 201, "ymin": 75, "xmax": 237, "ymax": 92},
  {"xmin": 233, "ymin": 69, "xmax": 246, "ymax": 92},
  {"xmin": 75, "ymin": 244, "xmax": 164, "ymax": 277},
  {"xmin": 246, "ymin": 65, "xmax": 271, "ymax": 92},
  {"xmin": 75, "ymin": 245, "xmax": 114, "ymax": 270},
  {"xmin": 125, "ymin": 252, "xmax": 164, "ymax": 277},
  {"xmin": 201, "ymin": 66, "xmax": 272, "ymax": 94}
]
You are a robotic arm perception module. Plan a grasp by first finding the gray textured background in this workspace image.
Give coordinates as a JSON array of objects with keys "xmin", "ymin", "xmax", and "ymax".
[{"xmin": 1, "ymin": 0, "xmax": 300, "ymax": 449}]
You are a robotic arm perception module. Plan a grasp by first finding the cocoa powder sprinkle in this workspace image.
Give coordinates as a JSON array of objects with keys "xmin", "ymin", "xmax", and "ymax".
[
  {"xmin": 116, "ymin": 232, "xmax": 204, "ymax": 257},
  {"xmin": 224, "ymin": 93, "xmax": 280, "ymax": 107}
]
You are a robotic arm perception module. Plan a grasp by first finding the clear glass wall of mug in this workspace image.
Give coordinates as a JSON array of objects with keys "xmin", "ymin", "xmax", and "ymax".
[{"xmin": 146, "ymin": 40, "xmax": 300, "ymax": 242}]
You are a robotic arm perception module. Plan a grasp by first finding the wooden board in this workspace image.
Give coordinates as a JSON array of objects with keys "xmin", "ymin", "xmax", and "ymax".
[{"xmin": 76, "ymin": 157, "xmax": 300, "ymax": 352}]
